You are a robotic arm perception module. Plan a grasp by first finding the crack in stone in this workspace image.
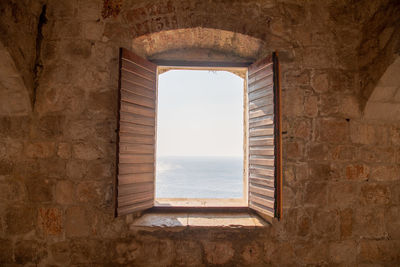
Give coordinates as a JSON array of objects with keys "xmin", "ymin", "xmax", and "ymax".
[{"xmin": 32, "ymin": 4, "xmax": 47, "ymax": 110}]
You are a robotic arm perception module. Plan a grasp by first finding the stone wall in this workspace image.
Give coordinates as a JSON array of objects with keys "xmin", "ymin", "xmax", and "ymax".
[{"xmin": 0, "ymin": 0, "xmax": 399, "ymax": 266}]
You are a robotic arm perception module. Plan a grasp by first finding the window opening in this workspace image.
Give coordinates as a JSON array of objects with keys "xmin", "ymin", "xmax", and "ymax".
[{"xmin": 156, "ymin": 69, "xmax": 245, "ymax": 201}]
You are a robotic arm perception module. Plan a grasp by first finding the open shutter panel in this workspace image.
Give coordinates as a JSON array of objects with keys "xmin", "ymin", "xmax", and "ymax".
[
  {"xmin": 248, "ymin": 52, "xmax": 282, "ymax": 220},
  {"xmin": 116, "ymin": 48, "xmax": 157, "ymax": 216}
]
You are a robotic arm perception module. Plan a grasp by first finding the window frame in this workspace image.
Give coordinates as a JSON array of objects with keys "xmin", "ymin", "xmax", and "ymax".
[
  {"xmin": 115, "ymin": 48, "xmax": 282, "ymax": 220},
  {"xmin": 154, "ymin": 65, "xmax": 249, "ymax": 208}
]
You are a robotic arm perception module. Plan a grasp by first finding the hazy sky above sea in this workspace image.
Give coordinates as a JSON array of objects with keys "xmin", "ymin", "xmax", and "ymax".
[{"xmin": 157, "ymin": 70, "xmax": 244, "ymax": 157}]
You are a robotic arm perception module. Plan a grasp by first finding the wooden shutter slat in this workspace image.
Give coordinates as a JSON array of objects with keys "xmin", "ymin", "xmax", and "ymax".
[
  {"xmin": 249, "ymin": 184, "xmax": 274, "ymax": 198},
  {"xmin": 248, "ymin": 86, "xmax": 273, "ymax": 101},
  {"xmin": 121, "ymin": 102, "xmax": 155, "ymax": 117},
  {"xmin": 117, "ymin": 200, "xmax": 154, "ymax": 216},
  {"xmin": 248, "ymin": 67, "xmax": 273, "ymax": 84},
  {"xmin": 249, "ymin": 157, "xmax": 274, "ymax": 166},
  {"xmin": 121, "ymin": 79, "xmax": 155, "ymax": 98},
  {"xmin": 120, "ymin": 122, "xmax": 154, "ymax": 135},
  {"xmin": 249, "ymin": 116, "xmax": 274, "ymax": 128},
  {"xmin": 118, "ymin": 163, "xmax": 153, "ymax": 174},
  {"xmin": 249, "ymin": 97, "xmax": 273, "ymax": 111},
  {"xmin": 119, "ymin": 133, "xmax": 154, "ymax": 145},
  {"xmin": 249, "ymin": 127, "xmax": 274, "ymax": 137},
  {"xmin": 248, "ymin": 52, "xmax": 282, "ymax": 219},
  {"xmin": 248, "ymin": 56, "xmax": 273, "ymax": 75},
  {"xmin": 121, "ymin": 69, "xmax": 155, "ymax": 89},
  {"xmin": 118, "ymin": 182, "xmax": 154, "ymax": 196},
  {"xmin": 118, "ymin": 191, "xmax": 154, "ymax": 207},
  {"xmin": 121, "ymin": 50, "xmax": 157, "ymax": 73},
  {"xmin": 116, "ymin": 48, "xmax": 157, "ymax": 217},
  {"xmin": 249, "ymin": 137, "xmax": 274, "ymax": 146},
  {"xmin": 249, "ymin": 166, "xmax": 274, "ymax": 176},
  {"xmin": 119, "ymin": 154, "xmax": 154, "ymax": 164},
  {"xmin": 122, "ymin": 58, "xmax": 155, "ymax": 80},
  {"xmin": 118, "ymin": 173, "xmax": 154, "ymax": 185},
  {"xmin": 248, "ymin": 76, "xmax": 274, "ymax": 93},
  {"xmin": 121, "ymin": 89, "xmax": 155, "ymax": 108},
  {"xmin": 119, "ymin": 144, "xmax": 154, "ymax": 154},
  {"xmin": 249, "ymin": 104, "xmax": 274, "ymax": 119},
  {"xmin": 249, "ymin": 177, "xmax": 274, "ymax": 187},
  {"xmin": 249, "ymin": 194, "xmax": 274, "ymax": 209},
  {"xmin": 120, "ymin": 112, "xmax": 155, "ymax": 127},
  {"xmin": 249, "ymin": 148, "xmax": 274, "ymax": 156}
]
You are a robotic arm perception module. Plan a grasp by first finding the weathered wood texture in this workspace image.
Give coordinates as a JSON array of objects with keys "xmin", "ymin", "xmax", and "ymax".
[
  {"xmin": 248, "ymin": 53, "xmax": 282, "ymax": 219},
  {"xmin": 116, "ymin": 48, "xmax": 157, "ymax": 216}
]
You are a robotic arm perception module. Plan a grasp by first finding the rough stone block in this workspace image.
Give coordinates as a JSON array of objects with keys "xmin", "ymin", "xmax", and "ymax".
[
  {"xmin": 345, "ymin": 164, "xmax": 369, "ymax": 180},
  {"xmin": 0, "ymin": 159, "xmax": 13, "ymax": 175},
  {"xmin": 76, "ymin": 181, "xmax": 104, "ymax": 204},
  {"xmin": 370, "ymin": 165, "xmax": 400, "ymax": 181},
  {"xmin": 0, "ymin": 239, "xmax": 13, "ymax": 263},
  {"xmin": 55, "ymin": 180, "xmax": 75, "ymax": 205},
  {"xmin": 38, "ymin": 207, "xmax": 63, "ymax": 235},
  {"xmin": 139, "ymin": 238, "xmax": 174, "ymax": 266},
  {"xmin": 359, "ymin": 240, "xmax": 400, "ymax": 263},
  {"xmin": 360, "ymin": 183, "xmax": 391, "ymax": 205},
  {"xmin": 87, "ymin": 161, "xmax": 112, "ymax": 179},
  {"xmin": 175, "ymin": 241, "xmax": 203, "ymax": 267},
  {"xmin": 339, "ymin": 208, "xmax": 353, "ymax": 239},
  {"xmin": 0, "ymin": 180, "xmax": 26, "ymax": 202},
  {"xmin": 72, "ymin": 143, "xmax": 102, "ymax": 160},
  {"xmin": 65, "ymin": 206, "xmax": 90, "ymax": 237},
  {"xmin": 354, "ymin": 208, "xmax": 385, "ymax": 238},
  {"xmin": 284, "ymin": 140, "xmax": 304, "ymax": 160},
  {"xmin": 57, "ymin": 142, "xmax": 71, "ymax": 159},
  {"xmin": 309, "ymin": 163, "xmax": 340, "ymax": 181},
  {"xmin": 14, "ymin": 240, "xmax": 47, "ymax": 265},
  {"xmin": 5, "ymin": 206, "xmax": 36, "ymax": 234},
  {"xmin": 330, "ymin": 145, "xmax": 356, "ymax": 161},
  {"xmin": 312, "ymin": 72, "xmax": 329, "ymax": 93},
  {"xmin": 32, "ymin": 115, "xmax": 65, "ymax": 139},
  {"xmin": 83, "ymin": 21, "xmax": 104, "ymax": 41},
  {"xmin": 316, "ymin": 118, "xmax": 349, "ymax": 143},
  {"xmin": 47, "ymin": 0, "xmax": 76, "ymax": 18},
  {"xmin": 328, "ymin": 240, "xmax": 356, "ymax": 264},
  {"xmin": 358, "ymin": 146, "xmax": 396, "ymax": 163},
  {"xmin": 282, "ymin": 88, "xmax": 304, "ymax": 117},
  {"xmin": 66, "ymin": 160, "xmax": 88, "ymax": 180},
  {"xmin": 25, "ymin": 142, "xmax": 55, "ymax": 158},
  {"xmin": 26, "ymin": 176, "xmax": 54, "ymax": 203},
  {"xmin": 313, "ymin": 209, "xmax": 339, "ymax": 239},
  {"xmin": 303, "ymin": 182, "xmax": 327, "ymax": 206},
  {"xmin": 114, "ymin": 240, "xmax": 141, "ymax": 265},
  {"xmin": 304, "ymin": 95, "xmax": 318, "ymax": 117},
  {"xmin": 65, "ymin": 40, "xmax": 92, "ymax": 60},
  {"xmin": 328, "ymin": 182, "xmax": 357, "ymax": 207},
  {"xmin": 291, "ymin": 119, "xmax": 312, "ymax": 140},
  {"xmin": 50, "ymin": 241, "xmax": 71, "ymax": 264},
  {"xmin": 67, "ymin": 119, "xmax": 96, "ymax": 140},
  {"xmin": 202, "ymin": 241, "xmax": 234, "ymax": 265},
  {"xmin": 241, "ymin": 242, "xmax": 262, "ymax": 265},
  {"xmin": 385, "ymin": 206, "xmax": 400, "ymax": 239},
  {"xmin": 294, "ymin": 241, "xmax": 329, "ymax": 265}
]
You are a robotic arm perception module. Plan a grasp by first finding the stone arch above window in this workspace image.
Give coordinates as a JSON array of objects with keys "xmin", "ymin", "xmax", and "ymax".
[{"xmin": 130, "ymin": 27, "xmax": 269, "ymax": 64}]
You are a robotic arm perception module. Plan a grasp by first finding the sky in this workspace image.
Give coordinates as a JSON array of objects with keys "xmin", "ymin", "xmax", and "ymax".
[{"xmin": 157, "ymin": 69, "xmax": 244, "ymax": 157}]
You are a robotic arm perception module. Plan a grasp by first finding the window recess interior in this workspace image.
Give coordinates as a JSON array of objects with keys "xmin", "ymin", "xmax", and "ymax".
[{"xmin": 115, "ymin": 48, "xmax": 282, "ymax": 220}]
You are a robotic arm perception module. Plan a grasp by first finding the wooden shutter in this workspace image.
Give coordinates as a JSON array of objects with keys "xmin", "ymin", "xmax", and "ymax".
[
  {"xmin": 115, "ymin": 48, "xmax": 157, "ymax": 216},
  {"xmin": 248, "ymin": 52, "xmax": 282, "ymax": 220}
]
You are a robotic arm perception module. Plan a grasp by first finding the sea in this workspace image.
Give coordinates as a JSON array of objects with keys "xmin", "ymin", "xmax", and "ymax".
[{"xmin": 156, "ymin": 156, "xmax": 243, "ymax": 198}]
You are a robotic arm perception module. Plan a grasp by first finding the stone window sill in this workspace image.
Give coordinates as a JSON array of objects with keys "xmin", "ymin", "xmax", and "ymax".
[{"xmin": 130, "ymin": 211, "xmax": 269, "ymax": 230}]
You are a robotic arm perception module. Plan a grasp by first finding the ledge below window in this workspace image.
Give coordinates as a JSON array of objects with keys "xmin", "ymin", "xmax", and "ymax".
[{"xmin": 130, "ymin": 210, "xmax": 269, "ymax": 229}]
